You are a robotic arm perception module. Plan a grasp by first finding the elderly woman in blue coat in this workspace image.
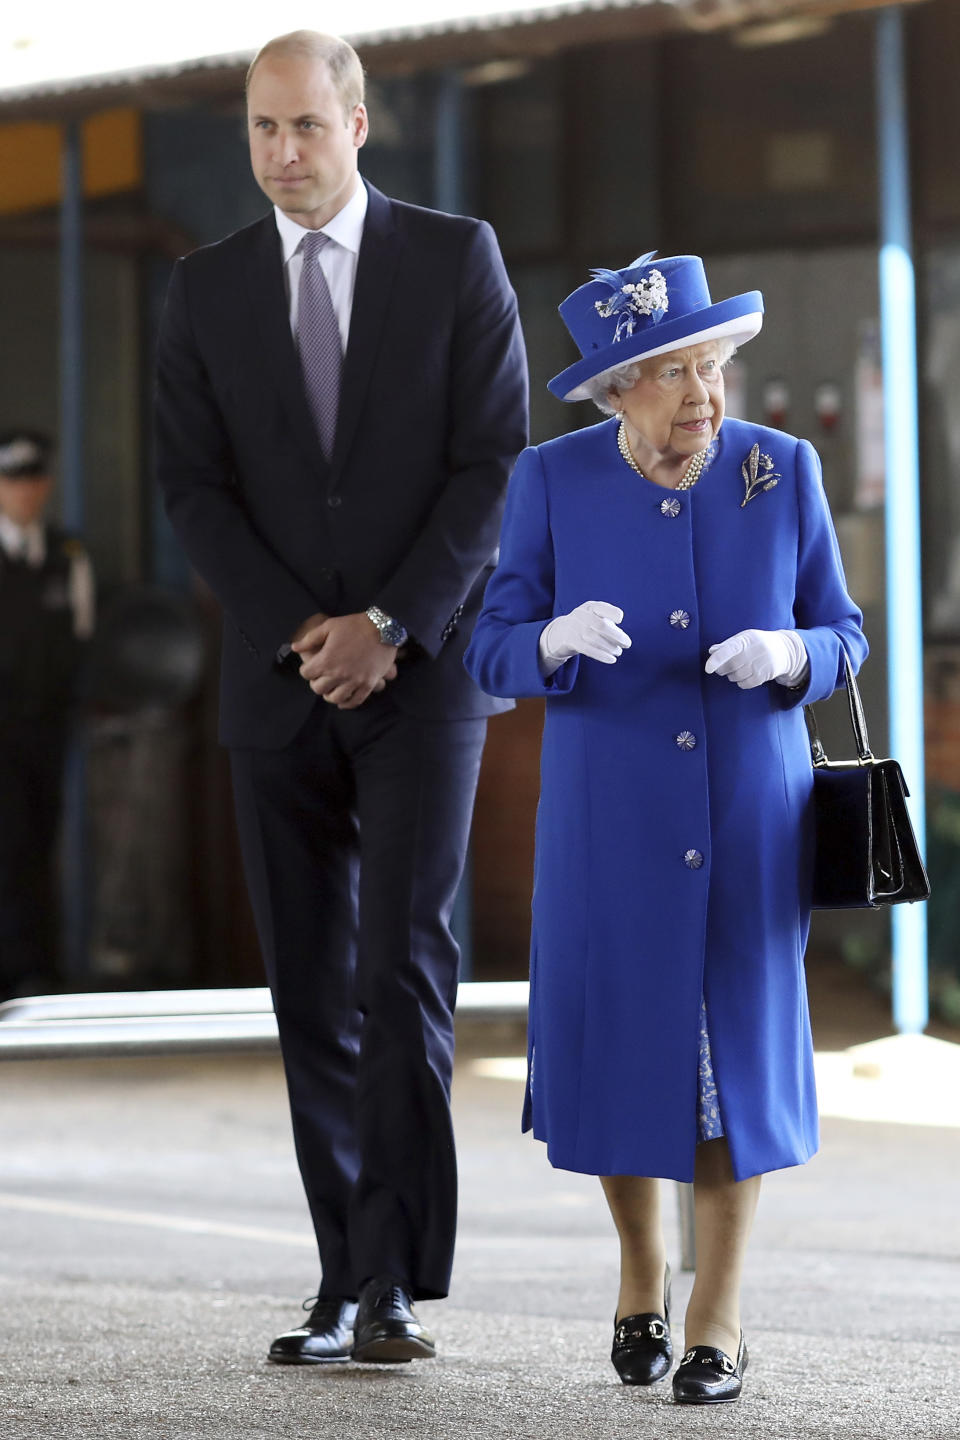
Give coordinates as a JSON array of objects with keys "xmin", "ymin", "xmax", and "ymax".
[{"xmin": 464, "ymin": 253, "xmax": 867, "ymax": 1405}]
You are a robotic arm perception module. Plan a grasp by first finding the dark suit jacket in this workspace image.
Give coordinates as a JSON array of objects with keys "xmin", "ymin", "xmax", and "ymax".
[{"xmin": 155, "ymin": 181, "xmax": 528, "ymax": 747}]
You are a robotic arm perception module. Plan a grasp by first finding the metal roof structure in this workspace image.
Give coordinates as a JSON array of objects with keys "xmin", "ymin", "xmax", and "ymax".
[{"xmin": 0, "ymin": 0, "xmax": 923, "ymax": 118}]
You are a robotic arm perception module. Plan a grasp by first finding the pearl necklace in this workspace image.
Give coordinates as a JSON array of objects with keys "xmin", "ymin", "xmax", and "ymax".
[{"xmin": 617, "ymin": 420, "xmax": 708, "ymax": 491}]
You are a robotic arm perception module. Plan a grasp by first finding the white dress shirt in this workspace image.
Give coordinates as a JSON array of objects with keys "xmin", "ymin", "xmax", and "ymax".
[
  {"xmin": 0, "ymin": 513, "xmax": 95, "ymax": 639},
  {"xmin": 0, "ymin": 513, "xmax": 45, "ymax": 566},
  {"xmin": 274, "ymin": 180, "xmax": 369, "ymax": 354}
]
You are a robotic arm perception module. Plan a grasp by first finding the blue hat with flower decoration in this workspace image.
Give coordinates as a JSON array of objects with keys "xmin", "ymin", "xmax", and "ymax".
[{"xmin": 548, "ymin": 252, "xmax": 764, "ymax": 402}]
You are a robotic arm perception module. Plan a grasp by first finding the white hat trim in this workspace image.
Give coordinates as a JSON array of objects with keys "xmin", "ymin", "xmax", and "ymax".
[{"xmin": 562, "ymin": 311, "xmax": 764, "ymax": 402}]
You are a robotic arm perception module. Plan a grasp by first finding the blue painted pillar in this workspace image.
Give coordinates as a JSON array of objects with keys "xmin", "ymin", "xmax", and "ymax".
[
  {"xmin": 434, "ymin": 69, "xmax": 465, "ymax": 216},
  {"xmin": 433, "ymin": 70, "xmax": 476, "ymax": 979},
  {"xmin": 875, "ymin": 7, "xmax": 928, "ymax": 1034},
  {"xmin": 60, "ymin": 119, "xmax": 90, "ymax": 985},
  {"xmin": 60, "ymin": 121, "xmax": 85, "ymax": 533}
]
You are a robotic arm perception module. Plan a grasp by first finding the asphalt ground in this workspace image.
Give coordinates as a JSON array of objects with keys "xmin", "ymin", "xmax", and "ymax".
[{"xmin": 0, "ymin": 961, "xmax": 958, "ymax": 1440}]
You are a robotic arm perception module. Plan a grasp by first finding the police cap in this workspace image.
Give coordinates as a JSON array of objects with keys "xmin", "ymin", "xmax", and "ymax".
[{"xmin": 0, "ymin": 430, "xmax": 53, "ymax": 479}]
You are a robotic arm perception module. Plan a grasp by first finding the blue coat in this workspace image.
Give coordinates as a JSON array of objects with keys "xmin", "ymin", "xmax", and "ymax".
[{"xmin": 464, "ymin": 416, "xmax": 867, "ymax": 1182}]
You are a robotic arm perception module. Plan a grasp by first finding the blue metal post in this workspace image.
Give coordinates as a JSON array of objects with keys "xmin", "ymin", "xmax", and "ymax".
[
  {"xmin": 875, "ymin": 7, "xmax": 928, "ymax": 1033},
  {"xmin": 60, "ymin": 119, "xmax": 90, "ymax": 985},
  {"xmin": 433, "ymin": 70, "xmax": 476, "ymax": 977},
  {"xmin": 60, "ymin": 121, "xmax": 85, "ymax": 532},
  {"xmin": 434, "ymin": 69, "xmax": 465, "ymax": 215}
]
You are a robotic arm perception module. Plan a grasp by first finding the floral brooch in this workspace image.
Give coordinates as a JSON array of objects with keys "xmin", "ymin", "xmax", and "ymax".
[
  {"xmin": 591, "ymin": 265, "xmax": 669, "ymax": 343},
  {"xmin": 740, "ymin": 444, "xmax": 780, "ymax": 508}
]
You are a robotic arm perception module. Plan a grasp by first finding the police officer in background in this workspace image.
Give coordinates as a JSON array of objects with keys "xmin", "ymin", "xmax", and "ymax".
[{"xmin": 0, "ymin": 431, "xmax": 94, "ymax": 1000}]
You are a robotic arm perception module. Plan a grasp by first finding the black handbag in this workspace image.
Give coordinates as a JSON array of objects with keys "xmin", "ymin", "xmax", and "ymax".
[{"xmin": 804, "ymin": 654, "xmax": 930, "ymax": 909}]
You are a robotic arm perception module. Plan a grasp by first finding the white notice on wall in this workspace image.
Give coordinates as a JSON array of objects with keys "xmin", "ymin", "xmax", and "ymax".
[
  {"xmin": 855, "ymin": 320, "xmax": 885, "ymax": 509},
  {"xmin": 723, "ymin": 358, "xmax": 747, "ymax": 421}
]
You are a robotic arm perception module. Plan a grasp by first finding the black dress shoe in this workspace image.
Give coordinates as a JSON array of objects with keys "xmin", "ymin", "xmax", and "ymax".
[
  {"xmin": 611, "ymin": 1263, "xmax": 672, "ymax": 1385},
  {"xmin": 672, "ymin": 1333, "xmax": 748, "ymax": 1404},
  {"xmin": 268, "ymin": 1297, "xmax": 358, "ymax": 1365},
  {"xmin": 351, "ymin": 1276, "xmax": 436, "ymax": 1363}
]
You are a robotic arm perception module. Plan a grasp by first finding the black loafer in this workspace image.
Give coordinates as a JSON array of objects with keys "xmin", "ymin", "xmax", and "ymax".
[
  {"xmin": 672, "ymin": 1333, "xmax": 748, "ymax": 1404},
  {"xmin": 611, "ymin": 1263, "xmax": 672, "ymax": 1385},
  {"xmin": 351, "ymin": 1276, "xmax": 436, "ymax": 1363},
  {"xmin": 268, "ymin": 1296, "xmax": 358, "ymax": 1365}
]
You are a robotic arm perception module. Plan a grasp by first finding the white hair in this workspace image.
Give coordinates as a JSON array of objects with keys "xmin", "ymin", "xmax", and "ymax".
[{"xmin": 583, "ymin": 338, "xmax": 739, "ymax": 415}]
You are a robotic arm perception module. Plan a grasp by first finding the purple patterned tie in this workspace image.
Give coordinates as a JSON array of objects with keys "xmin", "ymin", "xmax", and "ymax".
[{"xmin": 297, "ymin": 230, "xmax": 342, "ymax": 461}]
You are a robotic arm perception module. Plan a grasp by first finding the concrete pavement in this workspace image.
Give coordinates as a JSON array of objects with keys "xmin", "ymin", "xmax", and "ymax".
[{"xmin": 0, "ymin": 1002, "xmax": 958, "ymax": 1439}]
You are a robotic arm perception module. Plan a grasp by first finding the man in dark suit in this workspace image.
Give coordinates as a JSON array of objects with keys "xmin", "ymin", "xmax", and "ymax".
[{"xmin": 155, "ymin": 29, "xmax": 527, "ymax": 1363}]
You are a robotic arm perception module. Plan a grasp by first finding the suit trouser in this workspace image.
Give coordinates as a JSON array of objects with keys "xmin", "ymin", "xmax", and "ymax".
[
  {"xmin": 230, "ymin": 690, "xmax": 486, "ymax": 1301},
  {"xmin": 0, "ymin": 721, "xmax": 65, "ymax": 997}
]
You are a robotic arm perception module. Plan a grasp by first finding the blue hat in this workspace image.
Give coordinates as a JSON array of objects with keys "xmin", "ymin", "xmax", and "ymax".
[{"xmin": 548, "ymin": 253, "xmax": 764, "ymax": 402}]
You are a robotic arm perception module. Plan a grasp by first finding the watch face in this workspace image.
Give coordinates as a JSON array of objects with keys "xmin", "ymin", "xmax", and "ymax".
[{"xmin": 367, "ymin": 607, "xmax": 406, "ymax": 646}]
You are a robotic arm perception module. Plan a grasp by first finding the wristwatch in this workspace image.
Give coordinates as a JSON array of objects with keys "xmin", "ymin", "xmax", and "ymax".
[{"xmin": 365, "ymin": 605, "xmax": 408, "ymax": 648}]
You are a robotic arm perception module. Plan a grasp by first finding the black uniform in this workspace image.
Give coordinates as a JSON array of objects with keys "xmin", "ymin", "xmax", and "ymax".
[{"xmin": 0, "ymin": 525, "xmax": 88, "ymax": 996}]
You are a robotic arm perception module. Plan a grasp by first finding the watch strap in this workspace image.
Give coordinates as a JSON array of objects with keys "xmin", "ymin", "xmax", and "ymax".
[{"xmin": 365, "ymin": 605, "xmax": 408, "ymax": 647}]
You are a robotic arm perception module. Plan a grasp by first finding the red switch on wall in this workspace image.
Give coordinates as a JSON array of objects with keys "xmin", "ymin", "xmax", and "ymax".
[
  {"xmin": 763, "ymin": 378, "xmax": 789, "ymax": 429},
  {"xmin": 814, "ymin": 381, "xmax": 842, "ymax": 433}
]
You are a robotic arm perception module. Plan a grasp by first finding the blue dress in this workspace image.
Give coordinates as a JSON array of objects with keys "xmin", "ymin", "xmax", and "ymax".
[{"xmin": 464, "ymin": 416, "xmax": 867, "ymax": 1183}]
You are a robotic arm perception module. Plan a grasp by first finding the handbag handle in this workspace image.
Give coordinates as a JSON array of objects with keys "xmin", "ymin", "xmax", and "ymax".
[{"xmin": 804, "ymin": 648, "xmax": 874, "ymax": 767}]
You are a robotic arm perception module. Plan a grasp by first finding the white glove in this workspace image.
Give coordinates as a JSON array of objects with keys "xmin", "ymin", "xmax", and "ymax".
[
  {"xmin": 705, "ymin": 628, "xmax": 809, "ymax": 690},
  {"xmin": 539, "ymin": 601, "xmax": 632, "ymax": 676}
]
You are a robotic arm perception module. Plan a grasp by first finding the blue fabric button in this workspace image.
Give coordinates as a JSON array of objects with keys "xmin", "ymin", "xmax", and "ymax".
[
  {"xmin": 660, "ymin": 497, "xmax": 682, "ymax": 518},
  {"xmin": 670, "ymin": 609, "xmax": 691, "ymax": 629},
  {"xmin": 684, "ymin": 849, "xmax": 704, "ymax": 869},
  {"xmin": 676, "ymin": 731, "xmax": 697, "ymax": 751}
]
